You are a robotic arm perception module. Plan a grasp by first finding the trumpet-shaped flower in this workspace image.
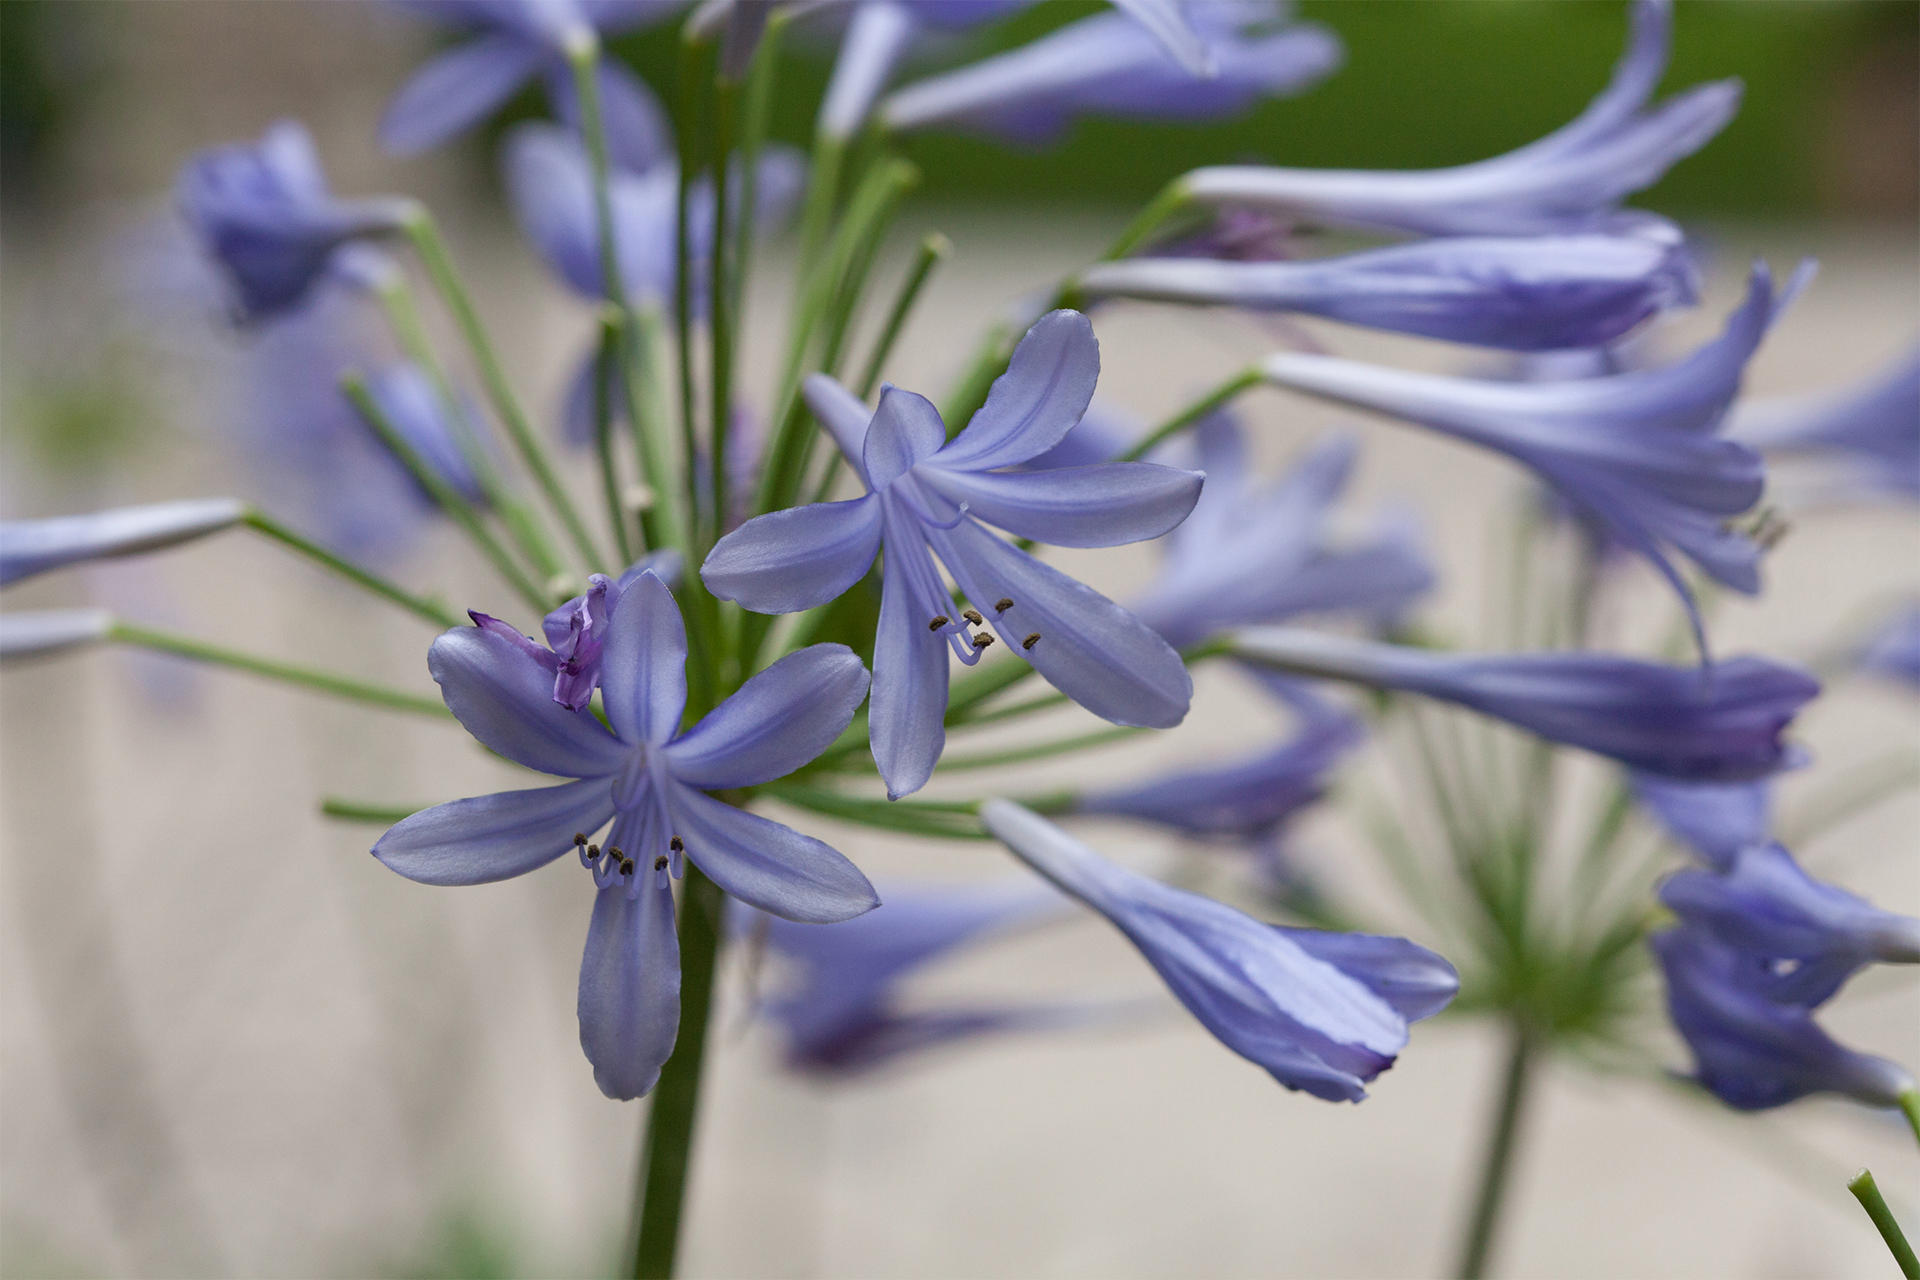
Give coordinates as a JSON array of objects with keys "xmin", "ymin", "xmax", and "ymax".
[
  {"xmin": 982, "ymin": 800, "xmax": 1455, "ymax": 1100},
  {"xmin": 374, "ymin": 573, "xmax": 878, "ymax": 1098},
  {"xmin": 1260, "ymin": 263, "xmax": 1807, "ymax": 654},
  {"xmin": 1180, "ymin": 0, "xmax": 1737, "ymax": 237},
  {"xmin": 0, "ymin": 609, "xmax": 115, "ymax": 660},
  {"xmin": 1730, "ymin": 345, "xmax": 1920, "ymax": 504},
  {"xmin": 1630, "ymin": 774, "xmax": 1770, "ymax": 869},
  {"xmin": 0, "ymin": 499, "xmax": 246, "ymax": 588},
  {"xmin": 1232, "ymin": 628, "xmax": 1820, "ymax": 782},
  {"xmin": 177, "ymin": 121, "xmax": 411, "ymax": 321},
  {"xmin": 470, "ymin": 551, "xmax": 682, "ymax": 709},
  {"xmin": 702, "ymin": 311, "xmax": 1201, "ymax": 798},
  {"xmin": 1078, "ymin": 228, "xmax": 1696, "ymax": 351}
]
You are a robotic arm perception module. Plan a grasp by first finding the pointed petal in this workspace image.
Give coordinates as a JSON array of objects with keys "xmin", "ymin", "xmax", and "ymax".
[
  {"xmin": 870, "ymin": 526, "xmax": 950, "ymax": 798},
  {"xmin": 579, "ymin": 866, "xmax": 680, "ymax": 1099},
  {"xmin": 802, "ymin": 373, "xmax": 875, "ymax": 479},
  {"xmin": 0, "ymin": 498, "xmax": 246, "ymax": 587},
  {"xmin": 381, "ymin": 34, "xmax": 543, "ymax": 155},
  {"xmin": 373, "ymin": 777, "xmax": 615, "ymax": 886},
  {"xmin": 864, "ymin": 386, "xmax": 949, "ymax": 488},
  {"xmin": 1108, "ymin": 0, "xmax": 1213, "ymax": 75},
  {"xmin": 818, "ymin": 0, "xmax": 919, "ymax": 140},
  {"xmin": 667, "ymin": 644, "xmax": 870, "ymax": 788},
  {"xmin": 917, "ymin": 462, "xmax": 1202, "ymax": 548},
  {"xmin": 430, "ymin": 626, "xmax": 628, "ymax": 776},
  {"xmin": 939, "ymin": 311, "xmax": 1101, "ymax": 470},
  {"xmin": 599, "ymin": 571, "xmax": 688, "ymax": 746},
  {"xmin": 665, "ymin": 782, "xmax": 880, "ymax": 923},
  {"xmin": 1277, "ymin": 929, "xmax": 1460, "ymax": 1023},
  {"xmin": 700, "ymin": 494, "xmax": 883, "ymax": 615},
  {"xmin": 501, "ymin": 122, "xmax": 602, "ymax": 296}
]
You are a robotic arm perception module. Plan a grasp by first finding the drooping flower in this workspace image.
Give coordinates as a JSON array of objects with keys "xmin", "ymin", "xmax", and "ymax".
[
  {"xmin": 981, "ymin": 800, "xmax": 1456, "ymax": 1100},
  {"xmin": 1855, "ymin": 604, "xmax": 1920, "ymax": 691},
  {"xmin": 177, "ymin": 121, "xmax": 412, "ymax": 322},
  {"xmin": 469, "ymin": 551, "xmax": 682, "ymax": 709},
  {"xmin": 1077, "ymin": 228, "xmax": 1697, "ymax": 352},
  {"xmin": 1630, "ymin": 773, "xmax": 1771, "ymax": 869},
  {"xmin": 381, "ymin": 0, "xmax": 684, "ymax": 167},
  {"xmin": 1651, "ymin": 926, "xmax": 1915, "ymax": 1112},
  {"xmin": 374, "ymin": 573, "xmax": 878, "ymax": 1099},
  {"xmin": 1730, "ymin": 345, "xmax": 1920, "ymax": 505},
  {"xmin": 702, "ymin": 311, "xmax": 1201, "ymax": 799},
  {"xmin": 1179, "ymin": 0, "xmax": 1738, "ymax": 237},
  {"xmin": 0, "ymin": 609, "xmax": 115, "ymax": 661},
  {"xmin": 1259, "ymin": 262, "xmax": 1809, "ymax": 655},
  {"xmin": 879, "ymin": 0, "xmax": 1340, "ymax": 145},
  {"xmin": 1232, "ymin": 627, "xmax": 1820, "ymax": 782},
  {"xmin": 0, "ymin": 499, "xmax": 246, "ymax": 589}
]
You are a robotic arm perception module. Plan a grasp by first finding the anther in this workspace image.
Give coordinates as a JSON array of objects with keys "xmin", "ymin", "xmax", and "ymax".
[
  {"xmin": 620, "ymin": 858, "xmax": 635, "ymax": 876},
  {"xmin": 607, "ymin": 846, "xmax": 624, "ymax": 862},
  {"xmin": 669, "ymin": 835, "xmax": 684, "ymax": 853},
  {"xmin": 994, "ymin": 597, "xmax": 1013, "ymax": 613},
  {"xmin": 972, "ymin": 633, "xmax": 995, "ymax": 649},
  {"xmin": 573, "ymin": 833, "xmax": 588, "ymax": 847},
  {"xmin": 1022, "ymin": 632, "xmax": 1041, "ymax": 650},
  {"xmin": 585, "ymin": 843, "xmax": 601, "ymax": 860},
  {"xmin": 653, "ymin": 854, "xmax": 669, "ymax": 871},
  {"xmin": 928, "ymin": 614, "xmax": 950, "ymax": 631},
  {"xmin": 962, "ymin": 609, "xmax": 983, "ymax": 625}
]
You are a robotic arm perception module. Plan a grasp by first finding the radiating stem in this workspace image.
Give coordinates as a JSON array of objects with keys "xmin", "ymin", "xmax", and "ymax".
[
  {"xmin": 856, "ymin": 232, "xmax": 950, "ymax": 399},
  {"xmin": 1849, "ymin": 1168, "xmax": 1920, "ymax": 1280},
  {"xmin": 1117, "ymin": 367, "xmax": 1262, "ymax": 461},
  {"xmin": 625, "ymin": 302, "xmax": 685, "ymax": 553},
  {"xmin": 242, "ymin": 509, "xmax": 458, "ymax": 629},
  {"xmin": 321, "ymin": 797, "xmax": 423, "ymax": 824},
  {"xmin": 1453, "ymin": 1023, "xmax": 1537, "ymax": 1280},
  {"xmin": 1097, "ymin": 176, "xmax": 1199, "ymax": 262},
  {"xmin": 672, "ymin": 31, "xmax": 708, "ymax": 481},
  {"xmin": 708, "ymin": 76, "xmax": 739, "ymax": 547},
  {"xmin": 1901, "ymin": 1088, "xmax": 1920, "ymax": 1152},
  {"xmin": 893, "ymin": 725, "xmax": 1140, "ymax": 773},
  {"xmin": 594, "ymin": 316, "xmax": 637, "ymax": 563},
  {"xmin": 728, "ymin": 13, "xmax": 786, "ymax": 327},
  {"xmin": 107, "ymin": 620, "xmax": 448, "ymax": 717}
]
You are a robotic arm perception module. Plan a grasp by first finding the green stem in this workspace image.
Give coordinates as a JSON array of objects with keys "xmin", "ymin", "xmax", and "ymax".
[
  {"xmin": 708, "ymin": 77, "xmax": 739, "ymax": 547},
  {"xmin": 626, "ymin": 302, "xmax": 686, "ymax": 554},
  {"xmin": 242, "ymin": 509, "xmax": 458, "ymax": 629},
  {"xmin": 1901, "ymin": 1088, "xmax": 1920, "ymax": 1152},
  {"xmin": 1850, "ymin": 1168, "xmax": 1920, "ymax": 1280},
  {"xmin": 787, "ymin": 129, "xmax": 846, "ymax": 349},
  {"xmin": 856, "ymin": 232, "xmax": 950, "ymax": 399},
  {"xmin": 911, "ymin": 725, "xmax": 1142, "ymax": 773},
  {"xmin": 629, "ymin": 865, "xmax": 724, "ymax": 1280},
  {"xmin": 1097, "ymin": 176, "xmax": 1199, "ymax": 262},
  {"xmin": 765, "ymin": 783, "xmax": 992, "ymax": 840},
  {"xmin": 672, "ymin": 31, "xmax": 707, "ymax": 483},
  {"xmin": 107, "ymin": 620, "xmax": 448, "ymax": 717},
  {"xmin": 728, "ymin": 14, "xmax": 786, "ymax": 326},
  {"xmin": 593, "ymin": 315, "xmax": 637, "ymax": 563},
  {"xmin": 949, "ymin": 687, "xmax": 1070, "ymax": 728},
  {"xmin": 1117, "ymin": 367, "xmax": 1262, "ymax": 462},
  {"xmin": 321, "ymin": 797, "xmax": 422, "ymax": 824},
  {"xmin": 1452, "ymin": 1023, "xmax": 1536, "ymax": 1280}
]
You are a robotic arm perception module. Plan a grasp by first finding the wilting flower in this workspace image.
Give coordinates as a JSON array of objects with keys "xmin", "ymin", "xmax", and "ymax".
[
  {"xmin": 1260, "ymin": 263, "xmax": 1806, "ymax": 654},
  {"xmin": 470, "ymin": 551, "xmax": 681, "ymax": 709},
  {"xmin": 381, "ymin": 0, "xmax": 683, "ymax": 167},
  {"xmin": 1731, "ymin": 345, "xmax": 1920, "ymax": 505},
  {"xmin": 0, "ymin": 499, "xmax": 246, "ymax": 588},
  {"xmin": 1856, "ymin": 604, "xmax": 1920, "ymax": 690},
  {"xmin": 1077, "ymin": 228, "xmax": 1696, "ymax": 351},
  {"xmin": 0, "ymin": 609, "xmax": 115, "ymax": 660},
  {"xmin": 1179, "ymin": 0, "xmax": 1737, "ymax": 237},
  {"xmin": 1631, "ymin": 774, "xmax": 1771, "ymax": 869},
  {"xmin": 703, "ymin": 311, "xmax": 1200, "ymax": 798},
  {"xmin": 1232, "ymin": 627, "xmax": 1820, "ymax": 782},
  {"xmin": 177, "ymin": 121, "xmax": 412, "ymax": 321},
  {"xmin": 1659, "ymin": 843, "xmax": 1920, "ymax": 1007},
  {"xmin": 879, "ymin": 0, "xmax": 1340, "ymax": 145},
  {"xmin": 374, "ymin": 573, "xmax": 878, "ymax": 1099},
  {"xmin": 1651, "ymin": 926, "xmax": 1915, "ymax": 1112},
  {"xmin": 982, "ymin": 800, "xmax": 1455, "ymax": 1100}
]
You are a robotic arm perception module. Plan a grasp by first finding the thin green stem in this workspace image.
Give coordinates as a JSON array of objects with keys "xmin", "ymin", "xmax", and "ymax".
[
  {"xmin": 1850, "ymin": 1168, "xmax": 1920, "ymax": 1280},
  {"xmin": 1901, "ymin": 1088, "xmax": 1920, "ymax": 1152},
  {"xmin": 594, "ymin": 316, "xmax": 637, "ymax": 563},
  {"xmin": 708, "ymin": 77, "xmax": 739, "ymax": 548},
  {"xmin": 1452, "ymin": 1023, "xmax": 1537, "ymax": 1280},
  {"xmin": 107, "ymin": 620, "xmax": 448, "ymax": 717},
  {"xmin": 672, "ymin": 31, "xmax": 707, "ymax": 483},
  {"xmin": 950, "ymin": 687, "xmax": 1070, "ymax": 728},
  {"xmin": 321, "ymin": 797, "xmax": 422, "ymax": 824},
  {"xmin": 765, "ymin": 783, "xmax": 992, "ymax": 840},
  {"xmin": 916, "ymin": 725, "xmax": 1142, "ymax": 773},
  {"xmin": 242, "ymin": 509, "xmax": 458, "ymax": 629},
  {"xmin": 626, "ymin": 302, "xmax": 687, "ymax": 554},
  {"xmin": 856, "ymin": 232, "xmax": 950, "ymax": 399},
  {"xmin": 727, "ymin": 13, "xmax": 785, "ymax": 327},
  {"xmin": 1117, "ymin": 367, "xmax": 1262, "ymax": 462},
  {"xmin": 1097, "ymin": 176, "xmax": 1199, "ymax": 262},
  {"xmin": 787, "ymin": 130, "xmax": 846, "ymax": 349}
]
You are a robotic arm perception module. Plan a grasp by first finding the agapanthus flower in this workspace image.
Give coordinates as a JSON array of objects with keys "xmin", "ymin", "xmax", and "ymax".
[
  {"xmin": 1630, "ymin": 774, "xmax": 1770, "ymax": 869},
  {"xmin": 1077, "ymin": 228, "xmax": 1696, "ymax": 352},
  {"xmin": 0, "ymin": 609, "xmax": 114, "ymax": 660},
  {"xmin": 0, "ymin": 499, "xmax": 246, "ymax": 588},
  {"xmin": 177, "ymin": 121, "xmax": 412, "ymax": 322},
  {"xmin": 1232, "ymin": 628, "xmax": 1820, "ymax": 782},
  {"xmin": 1659, "ymin": 843, "xmax": 1920, "ymax": 1007},
  {"xmin": 1855, "ymin": 604, "xmax": 1920, "ymax": 690},
  {"xmin": 1651, "ymin": 926, "xmax": 1915, "ymax": 1112},
  {"xmin": 469, "ymin": 551, "xmax": 681, "ymax": 709},
  {"xmin": 374, "ymin": 573, "xmax": 878, "ymax": 1099},
  {"xmin": 1179, "ymin": 0, "xmax": 1737, "ymax": 237},
  {"xmin": 381, "ymin": 0, "xmax": 684, "ymax": 167},
  {"xmin": 982, "ymin": 800, "xmax": 1456, "ymax": 1100},
  {"xmin": 1730, "ymin": 345, "xmax": 1920, "ymax": 504},
  {"xmin": 1259, "ymin": 262, "xmax": 1807, "ymax": 654},
  {"xmin": 879, "ymin": 0, "xmax": 1340, "ymax": 145},
  {"xmin": 702, "ymin": 311, "xmax": 1200, "ymax": 799}
]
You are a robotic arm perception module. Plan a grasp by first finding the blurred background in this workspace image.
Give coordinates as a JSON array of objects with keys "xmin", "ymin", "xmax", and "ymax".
[{"xmin": 2, "ymin": 1, "xmax": 1917, "ymax": 1277}]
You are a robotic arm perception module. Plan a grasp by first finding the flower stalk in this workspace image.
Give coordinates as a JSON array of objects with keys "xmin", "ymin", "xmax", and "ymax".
[
  {"xmin": 1453, "ymin": 1022, "xmax": 1537, "ymax": 1280},
  {"xmin": 107, "ymin": 620, "xmax": 448, "ymax": 717},
  {"xmin": 1849, "ymin": 1169, "xmax": 1920, "ymax": 1280},
  {"xmin": 241, "ymin": 508, "xmax": 460, "ymax": 629}
]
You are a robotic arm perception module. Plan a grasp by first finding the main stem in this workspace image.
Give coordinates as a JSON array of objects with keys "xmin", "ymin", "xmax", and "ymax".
[
  {"xmin": 629, "ymin": 865, "xmax": 725, "ymax": 1279},
  {"xmin": 1452, "ymin": 1023, "xmax": 1536, "ymax": 1280}
]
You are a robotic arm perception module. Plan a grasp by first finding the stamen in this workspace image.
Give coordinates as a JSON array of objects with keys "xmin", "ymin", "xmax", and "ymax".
[
  {"xmin": 607, "ymin": 846, "xmax": 624, "ymax": 863},
  {"xmin": 994, "ymin": 597, "xmax": 1013, "ymax": 613},
  {"xmin": 619, "ymin": 857, "xmax": 636, "ymax": 877},
  {"xmin": 961, "ymin": 609, "xmax": 983, "ymax": 625},
  {"xmin": 928, "ymin": 614, "xmax": 950, "ymax": 631},
  {"xmin": 669, "ymin": 835, "xmax": 684, "ymax": 852},
  {"xmin": 654, "ymin": 854, "xmax": 669, "ymax": 871},
  {"xmin": 972, "ymin": 633, "xmax": 995, "ymax": 649},
  {"xmin": 1022, "ymin": 632, "xmax": 1041, "ymax": 650},
  {"xmin": 573, "ymin": 833, "xmax": 588, "ymax": 847},
  {"xmin": 585, "ymin": 844, "xmax": 601, "ymax": 860}
]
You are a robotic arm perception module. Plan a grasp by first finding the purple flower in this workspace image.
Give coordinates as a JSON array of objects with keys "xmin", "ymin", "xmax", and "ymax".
[
  {"xmin": 1180, "ymin": 0, "xmax": 1738, "ymax": 236},
  {"xmin": 879, "ymin": 0, "xmax": 1340, "ymax": 145},
  {"xmin": 1077, "ymin": 228, "xmax": 1696, "ymax": 351},
  {"xmin": 1260, "ymin": 263, "xmax": 1808, "ymax": 655},
  {"xmin": 470, "ymin": 551, "xmax": 682, "ymax": 709},
  {"xmin": 1232, "ymin": 628, "xmax": 1820, "ymax": 782},
  {"xmin": 0, "ymin": 499, "xmax": 245, "ymax": 588},
  {"xmin": 381, "ymin": 0, "xmax": 683, "ymax": 168},
  {"xmin": 1731, "ymin": 345, "xmax": 1920, "ymax": 505},
  {"xmin": 1856, "ymin": 604, "xmax": 1920, "ymax": 690},
  {"xmin": 0, "ymin": 609, "xmax": 114, "ymax": 660},
  {"xmin": 982, "ymin": 800, "xmax": 1456, "ymax": 1100},
  {"xmin": 1651, "ymin": 926, "xmax": 1914, "ymax": 1112},
  {"xmin": 1630, "ymin": 774, "xmax": 1771, "ymax": 869},
  {"xmin": 177, "ymin": 121, "xmax": 411, "ymax": 322},
  {"xmin": 1659, "ymin": 843, "xmax": 1920, "ymax": 1007},
  {"xmin": 374, "ymin": 573, "xmax": 878, "ymax": 1099},
  {"xmin": 702, "ymin": 311, "xmax": 1200, "ymax": 799}
]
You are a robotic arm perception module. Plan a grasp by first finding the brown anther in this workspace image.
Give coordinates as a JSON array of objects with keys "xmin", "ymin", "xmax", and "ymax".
[
  {"xmin": 653, "ymin": 855, "xmax": 669, "ymax": 871},
  {"xmin": 573, "ymin": 832, "xmax": 588, "ymax": 847},
  {"xmin": 928, "ymin": 614, "xmax": 950, "ymax": 631},
  {"xmin": 607, "ymin": 846, "xmax": 624, "ymax": 861},
  {"xmin": 669, "ymin": 835, "xmax": 684, "ymax": 853},
  {"xmin": 994, "ymin": 597, "xmax": 1014, "ymax": 613},
  {"xmin": 620, "ymin": 858, "xmax": 636, "ymax": 876},
  {"xmin": 1022, "ymin": 632, "xmax": 1041, "ymax": 650},
  {"xmin": 972, "ymin": 633, "xmax": 995, "ymax": 649},
  {"xmin": 586, "ymin": 844, "xmax": 601, "ymax": 859},
  {"xmin": 962, "ymin": 609, "xmax": 983, "ymax": 625}
]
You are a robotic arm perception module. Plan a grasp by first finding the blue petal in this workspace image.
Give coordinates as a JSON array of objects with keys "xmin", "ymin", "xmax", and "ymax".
[
  {"xmin": 429, "ymin": 625, "xmax": 628, "ymax": 776},
  {"xmin": 864, "ymin": 386, "xmax": 948, "ymax": 488},
  {"xmin": 598, "ymin": 571, "xmax": 687, "ymax": 747},
  {"xmin": 544, "ymin": 55, "xmax": 671, "ymax": 173},
  {"xmin": 501, "ymin": 122, "xmax": 603, "ymax": 296},
  {"xmin": 1631, "ymin": 774, "xmax": 1771, "ymax": 868},
  {"xmin": 817, "ymin": 0, "xmax": 919, "ymax": 140},
  {"xmin": 373, "ymin": 777, "xmax": 616, "ymax": 886},
  {"xmin": 869, "ymin": 521, "xmax": 952, "ymax": 799},
  {"xmin": 381, "ymin": 34, "xmax": 544, "ymax": 155},
  {"xmin": 1108, "ymin": 0, "xmax": 1213, "ymax": 75},
  {"xmin": 0, "ymin": 609, "xmax": 113, "ymax": 660},
  {"xmin": 663, "ymin": 781, "xmax": 879, "ymax": 923},
  {"xmin": 666, "ymin": 644, "xmax": 871, "ymax": 789},
  {"xmin": 0, "ymin": 498, "xmax": 246, "ymax": 587},
  {"xmin": 1278, "ymin": 929, "xmax": 1460, "ymax": 1023},
  {"xmin": 1659, "ymin": 843, "xmax": 1920, "ymax": 973},
  {"xmin": 578, "ymin": 862, "xmax": 680, "ymax": 1099},
  {"xmin": 916, "ymin": 462, "xmax": 1202, "ymax": 548},
  {"xmin": 938, "ymin": 311, "xmax": 1101, "ymax": 471},
  {"xmin": 701, "ymin": 493, "xmax": 883, "ymax": 615}
]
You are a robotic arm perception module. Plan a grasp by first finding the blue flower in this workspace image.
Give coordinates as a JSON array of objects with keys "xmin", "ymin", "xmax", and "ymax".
[
  {"xmin": 381, "ymin": 0, "xmax": 683, "ymax": 168},
  {"xmin": 1232, "ymin": 628, "xmax": 1820, "ymax": 782},
  {"xmin": 1731, "ymin": 345, "xmax": 1920, "ymax": 505},
  {"xmin": 0, "ymin": 610, "xmax": 115, "ymax": 661},
  {"xmin": 1856, "ymin": 604, "xmax": 1920, "ymax": 691},
  {"xmin": 374, "ymin": 573, "xmax": 878, "ymax": 1099},
  {"xmin": 982, "ymin": 800, "xmax": 1456, "ymax": 1100},
  {"xmin": 470, "ymin": 551, "xmax": 681, "ymax": 709},
  {"xmin": 0, "ymin": 499, "xmax": 246, "ymax": 589},
  {"xmin": 1180, "ymin": 0, "xmax": 1737, "ymax": 237},
  {"xmin": 177, "ymin": 121, "xmax": 411, "ymax": 322},
  {"xmin": 1260, "ymin": 263, "xmax": 1808, "ymax": 656},
  {"xmin": 879, "ymin": 0, "xmax": 1340, "ymax": 145},
  {"xmin": 1651, "ymin": 926, "xmax": 1914, "ymax": 1111},
  {"xmin": 702, "ymin": 311, "xmax": 1201, "ymax": 799},
  {"xmin": 1078, "ymin": 227, "xmax": 1697, "ymax": 351},
  {"xmin": 1630, "ymin": 774, "xmax": 1771, "ymax": 869}
]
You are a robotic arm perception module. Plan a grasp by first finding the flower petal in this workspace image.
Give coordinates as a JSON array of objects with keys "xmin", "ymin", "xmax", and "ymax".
[
  {"xmin": 1278, "ymin": 929, "xmax": 1460, "ymax": 1023},
  {"xmin": 700, "ymin": 494, "xmax": 883, "ymax": 615},
  {"xmin": 916, "ymin": 462, "xmax": 1202, "ymax": 548},
  {"xmin": 667, "ymin": 644, "xmax": 871, "ymax": 789},
  {"xmin": 599, "ymin": 571, "xmax": 688, "ymax": 747},
  {"xmin": 501, "ymin": 122, "xmax": 602, "ymax": 296},
  {"xmin": 0, "ymin": 498, "xmax": 246, "ymax": 587},
  {"xmin": 430, "ymin": 626, "xmax": 628, "ymax": 776},
  {"xmin": 664, "ymin": 782, "xmax": 879, "ymax": 923},
  {"xmin": 864, "ymin": 386, "xmax": 949, "ymax": 488},
  {"xmin": 544, "ymin": 56, "xmax": 672, "ymax": 173},
  {"xmin": 802, "ymin": 373, "xmax": 875, "ymax": 479},
  {"xmin": 938, "ymin": 311, "xmax": 1101, "ymax": 471},
  {"xmin": 869, "ymin": 523, "xmax": 951, "ymax": 798},
  {"xmin": 578, "ymin": 864, "xmax": 680, "ymax": 1099},
  {"xmin": 0, "ymin": 609, "xmax": 113, "ymax": 660},
  {"xmin": 381, "ymin": 34, "xmax": 544, "ymax": 155},
  {"xmin": 373, "ymin": 777, "xmax": 616, "ymax": 886}
]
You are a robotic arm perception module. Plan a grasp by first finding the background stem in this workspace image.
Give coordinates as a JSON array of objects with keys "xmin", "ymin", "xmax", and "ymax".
[{"xmin": 1453, "ymin": 1023, "xmax": 1536, "ymax": 1280}]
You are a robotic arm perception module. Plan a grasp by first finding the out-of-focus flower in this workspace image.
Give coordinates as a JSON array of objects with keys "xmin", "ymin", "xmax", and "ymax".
[
  {"xmin": 0, "ymin": 499, "xmax": 246, "ymax": 588},
  {"xmin": 177, "ymin": 121, "xmax": 411, "ymax": 322},
  {"xmin": 381, "ymin": 0, "xmax": 684, "ymax": 168},
  {"xmin": 1232, "ymin": 627, "xmax": 1820, "ymax": 782},
  {"xmin": 703, "ymin": 311, "xmax": 1200, "ymax": 799},
  {"xmin": 1855, "ymin": 604, "xmax": 1920, "ymax": 690},
  {"xmin": 0, "ymin": 609, "xmax": 115, "ymax": 660},
  {"xmin": 1630, "ymin": 774, "xmax": 1771, "ymax": 869},
  {"xmin": 982, "ymin": 800, "xmax": 1456, "ymax": 1100},
  {"xmin": 1259, "ymin": 263, "xmax": 1807, "ymax": 654},
  {"xmin": 1651, "ymin": 926, "xmax": 1915, "ymax": 1111},
  {"xmin": 880, "ymin": 0, "xmax": 1339, "ymax": 144},
  {"xmin": 1078, "ymin": 228, "xmax": 1695, "ymax": 351},
  {"xmin": 470, "ymin": 551, "xmax": 682, "ymax": 709},
  {"xmin": 374, "ymin": 573, "xmax": 877, "ymax": 1099},
  {"xmin": 1179, "ymin": 0, "xmax": 1736, "ymax": 237},
  {"xmin": 1731, "ymin": 346, "xmax": 1920, "ymax": 505}
]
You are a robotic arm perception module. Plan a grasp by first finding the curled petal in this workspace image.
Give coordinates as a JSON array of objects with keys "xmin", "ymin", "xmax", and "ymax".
[
  {"xmin": 579, "ymin": 865, "xmax": 680, "ymax": 1100},
  {"xmin": 864, "ymin": 386, "xmax": 948, "ymax": 489},
  {"xmin": 664, "ymin": 782, "xmax": 879, "ymax": 923},
  {"xmin": 429, "ymin": 625, "xmax": 627, "ymax": 776},
  {"xmin": 667, "ymin": 644, "xmax": 872, "ymax": 789},
  {"xmin": 939, "ymin": 311, "xmax": 1101, "ymax": 471},
  {"xmin": 373, "ymin": 777, "xmax": 616, "ymax": 886},
  {"xmin": 701, "ymin": 494, "xmax": 883, "ymax": 615}
]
